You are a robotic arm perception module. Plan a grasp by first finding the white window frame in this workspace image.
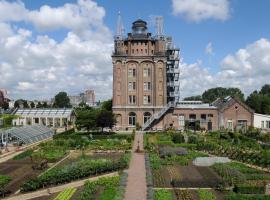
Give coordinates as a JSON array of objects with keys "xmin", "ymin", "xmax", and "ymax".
[
  {"xmin": 261, "ymin": 121, "xmax": 264, "ymax": 128},
  {"xmin": 143, "ymin": 68, "xmax": 150, "ymax": 77},
  {"xmin": 143, "ymin": 82, "xmax": 151, "ymax": 91},
  {"xmin": 128, "ymin": 68, "xmax": 136, "ymax": 77},
  {"xmin": 128, "ymin": 95, "xmax": 136, "ymax": 104},
  {"xmin": 227, "ymin": 120, "xmax": 233, "ymax": 131},
  {"xmin": 143, "ymin": 95, "xmax": 151, "ymax": 105},
  {"xmin": 128, "ymin": 82, "xmax": 136, "ymax": 91},
  {"xmin": 179, "ymin": 115, "xmax": 184, "ymax": 127}
]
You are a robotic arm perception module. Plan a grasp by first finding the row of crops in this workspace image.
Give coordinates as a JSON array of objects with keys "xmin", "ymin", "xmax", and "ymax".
[
  {"xmin": 21, "ymin": 153, "xmax": 130, "ymax": 192},
  {"xmin": 48, "ymin": 174, "xmax": 128, "ymax": 200},
  {"xmin": 154, "ymin": 189, "xmax": 218, "ymax": 200}
]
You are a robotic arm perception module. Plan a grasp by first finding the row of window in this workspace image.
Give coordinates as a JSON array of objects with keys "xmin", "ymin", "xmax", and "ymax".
[
  {"xmin": 128, "ymin": 112, "xmax": 151, "ymax": 126},
  {"xmin": 128, "ymin": 95, "xmax": 151, "ymax": 105},
  {"xmin": 128, "ymin": 82, "xmax": 151, "ymax": 91},
  {"xmin": 178, "ymin": 114, "xmax": 214, "ymax": 126},
  {"xmin": 128, "ymin": 68, "xmax": 151, "ymax": 77},
  {"xmin": 261, "ymin": 121, "xmax": 270, "ymax": 129}
]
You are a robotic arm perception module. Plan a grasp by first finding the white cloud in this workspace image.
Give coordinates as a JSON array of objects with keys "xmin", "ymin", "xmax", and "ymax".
[
  {"xmin": 205, "ymin": 42, "xmax": 214, "ymax": 56},
  {"xmin": 172, "ymin": 0, "xmax": 230, "ymax": 22},
  {"xmin": 0, "ymin": 0, "xmax": 113, "ymax": 101},
  {"xmin": 180, "ymin": 38, "xmax": 270, "ymax": 99}
]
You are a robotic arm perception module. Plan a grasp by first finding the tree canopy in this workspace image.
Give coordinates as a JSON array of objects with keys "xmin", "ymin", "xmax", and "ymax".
[
  {"xmin": 75, "ymin": 108, "xmax": 97, "ymax": 131},
  {"xmin": 202, "ymin": 87, "xmax": 244, "ymax": 103},
  {"xmin": 246, "ymin": 84, "xmax": 270, "ymax": 114},
  {"xmin": 101, "ymin": 99, "xmax": 112, "ymax": 111},
  {"xmin": 183, "ymin": 95, "xmax": 202, "ymax": 101},
  {"xmin": 53, "ymin": 92, "xmax": 71, "ymax": 108},
  {"xmin": 75, "ymin": 99, "xmax": 115, "ymax": 132},
  {"xmin": 96, "ymin": 110, "xmax": 116, "ymax": 132},
  {"xmin": 184, "ymin": 87, "xmax": 244, "ymax": 103}
]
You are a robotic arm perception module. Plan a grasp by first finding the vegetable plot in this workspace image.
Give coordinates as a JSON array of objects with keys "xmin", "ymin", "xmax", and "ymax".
[{"xmin": 54, "ymin": 188, "xmax": 77, "ymax": 200}]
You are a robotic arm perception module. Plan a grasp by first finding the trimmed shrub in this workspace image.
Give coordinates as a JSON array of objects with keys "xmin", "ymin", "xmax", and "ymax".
[
  {"xmin": 172, "ymin": 133, "xmax": 185, "ymax": 144},
  {"xmin": 188, "ymin": 135, "xmax": 198, "ymax": 144},
  {"xmin": 13, "ymin": 149, "xmax": 33, "ymax": 160},
  {"xmin": 225, "ymin": 194, "xmax": 270, "ymax": 200},
  {"xmin": 234, "ymin": 183, "xmax": 265, "ymax": 194}
]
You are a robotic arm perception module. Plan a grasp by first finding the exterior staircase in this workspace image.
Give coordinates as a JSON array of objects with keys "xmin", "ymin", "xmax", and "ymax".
[{"xmin": 142, "ymin": 102, "xmax": 176, "ymax": 131}]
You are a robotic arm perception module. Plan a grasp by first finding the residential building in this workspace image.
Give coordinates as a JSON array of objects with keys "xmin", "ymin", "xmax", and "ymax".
[
  {"xmin": 0, "ymin": 89, "xmax": 9, "ymax": 108},
  {"xmin": 254, "ymin": 113, "xmax": 270, "ymax": 130},
  {"xmin": 212, "ymin": 96, "xmax": 254, "ymax": 131},
  {"xmin": 84, "ymin": 90, "xmax": 95, "ymax": 106},
  {"xmin": 68, "ymin": 90, "xmax": 96, "ymax": 107}
]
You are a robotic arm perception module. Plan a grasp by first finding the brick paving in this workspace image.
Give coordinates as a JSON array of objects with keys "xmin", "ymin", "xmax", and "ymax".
[{"xmin": 124, "ymin": 131, "xmax": 147, "ymax": 200}]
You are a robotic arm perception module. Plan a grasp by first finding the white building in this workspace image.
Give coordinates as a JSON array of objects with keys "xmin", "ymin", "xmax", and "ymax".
[
  {"xmin": 12, "ymin": 108, "xmax": 75, "ymax": 128},
  {"xmin": 254, "ymin": 113, "xmax": 270, "ymax": 130}
]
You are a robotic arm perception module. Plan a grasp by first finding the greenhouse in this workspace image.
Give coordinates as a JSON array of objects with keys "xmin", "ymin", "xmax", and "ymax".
[
  {"xmin": 12, "ymin": 108, "xmax": 75, "ymax": 128},
  {"xmin": 0, "ymin": 125, "xmax": 53, "ymax": 145}
]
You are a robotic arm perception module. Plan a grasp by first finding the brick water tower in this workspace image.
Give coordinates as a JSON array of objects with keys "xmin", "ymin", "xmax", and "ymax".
[{"xmin": 112, "ymin": 14, "xmax": 180, "ymax": 130}]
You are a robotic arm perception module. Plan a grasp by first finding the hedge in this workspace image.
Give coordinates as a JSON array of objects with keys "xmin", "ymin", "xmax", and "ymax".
[
  {"xmin": 21, "ymin": 154, "xmax": 130, "ymax": 192},
  {"xmin": 234, "ymin": 183, "xmax": 265, "ymax": 194},
  {"xmin": 225, "ymin": 194, "xmax": 270, "ymax": 200}
]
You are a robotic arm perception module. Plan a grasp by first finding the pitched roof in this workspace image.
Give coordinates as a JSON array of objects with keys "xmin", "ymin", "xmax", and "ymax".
[{"xmin": 212, "ymin": 96, "xmax": 254, "ymax": 113}]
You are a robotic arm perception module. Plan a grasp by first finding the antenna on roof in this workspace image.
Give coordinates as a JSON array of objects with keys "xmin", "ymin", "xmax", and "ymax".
[
  {"xmin": 155, "ymin": 16, "xmax": 164, "ymax": 38},
  {"xmin": 115, "ymin": 11, "xmax": 124, "ymax": 40}
]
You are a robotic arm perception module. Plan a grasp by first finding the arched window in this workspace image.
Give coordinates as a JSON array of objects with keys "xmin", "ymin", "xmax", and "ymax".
[
  {"xmin": 144, "ymin": 112, "xmax": 151, "ymax": 124},
  {"xmin": 128, "ymin": 112, "xmax": 136, "ymax": 126}
]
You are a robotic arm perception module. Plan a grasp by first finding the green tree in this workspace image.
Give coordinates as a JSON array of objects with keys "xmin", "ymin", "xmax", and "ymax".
[
  {"xmin": 36, "ymin": 102, "xmax": 42, "ymax": 108},
  {"xmin": 78, "ymin": 102, "xmax": 87, "ymax": 108},
  {"xmin": 53, "ymin": 92, "xmax": 71, "ymax": 108},
  {"xmin": 246, "ymin": 91, "xmax": 262, "ymax": 113},
  {"xmin": 30, "ymin": 102, "xmax": 35, "ymax": 108},
  {"xmin": 184, "ymin": 95, "xmax": 202, "ymax": 101},
  {"xmin": 23, "ymin": 101, "xmax": 29, "ymax": 108},
  {"xmin": 42, "ymin": 102, "xmax": 48, "ymax": 108},
  {"xmin": 101, "ymin": 99, "xmax": 112, "ymax": 111},
  {"xmin": 202, "ymin": 87, "xmax": 244, "ymax": 103},
  {"xmin": 75, "ymin": 108, "xmax": 97, "ymax": 131},
  {"xmin": 260, "ymin": 84, "xmax": 270, "ymax": 96},
  {"xmin": 246, "ymin": 85, "xmax": 270, "ymax": 114},
  {"xmin": 96, "ymin": 110, "xmax": 116, "ymax": 132}
]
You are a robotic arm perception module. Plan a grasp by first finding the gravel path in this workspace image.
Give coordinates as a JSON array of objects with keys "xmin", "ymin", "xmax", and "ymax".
[{"xmin": 124, "ymin": 131, "xmax": 147, "ymax": 200}]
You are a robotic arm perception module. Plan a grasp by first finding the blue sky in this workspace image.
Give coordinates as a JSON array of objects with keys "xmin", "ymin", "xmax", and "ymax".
[
  {"xmin": 23, "ymin": 0, "xmax": 270, "ymax": 69},
  {"xmin": 0, "ymin": 0, "xmax": 270, "ymax": 100}
]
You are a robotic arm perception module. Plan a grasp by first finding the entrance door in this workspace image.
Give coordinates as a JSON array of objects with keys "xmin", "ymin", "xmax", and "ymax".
[{"xmin": 208, "ymin": 121, "xmax": 212, "ymax": 131}]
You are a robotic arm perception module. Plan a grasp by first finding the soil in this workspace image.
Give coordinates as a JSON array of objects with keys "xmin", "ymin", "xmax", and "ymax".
[
  {"xmin": 173, "ymin": 189, "xmax": 200, "ymax": 200},
  {"xmin": 71, "ymin": 186, "xmax": 84, "ymax": 200},
  {"xmin": 0, "ymin": 157, "xmax": 43, "ymax": 195},
  {"xmin": 153, "ymin": 164, "xmax": 222, "ymax": 188},
  {"xmin": 29, "ymin": 193, "xmax": 58, "ymax": 200}
]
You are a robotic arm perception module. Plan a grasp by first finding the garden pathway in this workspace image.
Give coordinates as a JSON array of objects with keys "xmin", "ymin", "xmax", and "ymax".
[{"xmin": 124, "ymin": 131, "xmax": 147, "ymax": 200}]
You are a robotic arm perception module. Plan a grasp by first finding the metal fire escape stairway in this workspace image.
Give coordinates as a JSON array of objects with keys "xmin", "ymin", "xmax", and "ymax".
[
  {"xmin": 142, "ymin": 102, "xmax": 176, "ymax": 131},
  {"xmin": 142, "ymin": 35, "xmax": 180, "ymax": 131}
]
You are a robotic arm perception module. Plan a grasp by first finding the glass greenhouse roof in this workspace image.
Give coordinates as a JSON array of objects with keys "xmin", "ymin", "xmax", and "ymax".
[
  {"xmin": 14, "ymin": 108, "xmax": 73, "ymax": 118},
  {"xmin": 0, "ymin": 125, "xmax": 53, "ymax": 144}
]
